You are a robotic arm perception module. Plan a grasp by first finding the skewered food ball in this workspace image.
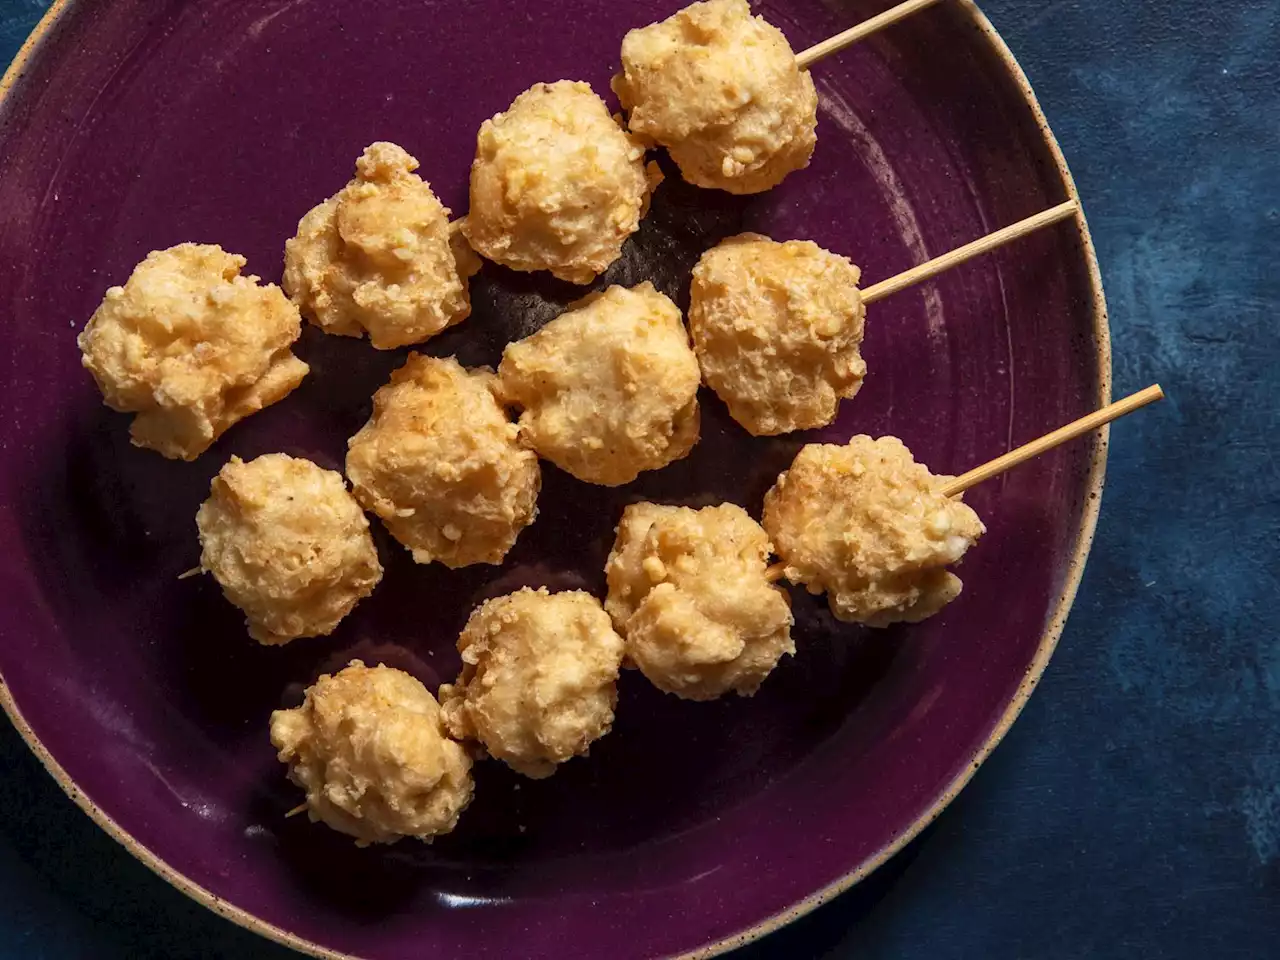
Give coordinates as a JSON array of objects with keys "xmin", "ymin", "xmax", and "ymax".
[
  {"xmin": 78, "ymin": 243, "xmax": 309, "ymax": 460},
  {"xmin": 283, "ymin": 141, "xmax": 481, "ymax": 350},
  {"xmin": 605, "ymin": 502, "xmax": 794, "ymax": 700},
  {"xmin": 439, "ymin": 588, "xmax": 625, "ymax": 778},
  {"xmin": 196, "ymin": 454, "xmax": 382, "ymax": 645},
  {"xmin": 270, "ymin": 661, "xmax": 474, "ymax": 846},
  {"xmin": 497, "ymin": 282, "xmax": 701, "ymax": 486},
  {"xmin": 690, "ymin": 233, "xmax": 865, "ymax": 435},
  {"xmin": 763, "ymin": 436, "xmax": 986, "ymax": 626},
  {"xmin": 346, "ymin": 354, "xmax": 540, "ymax": 567},
  {"xmin": 461, "ymin": 80, "xmax": 661, "ymax": 284},
  {"xmin": 613, "ymin": 0, "xmax": 818, "ymax": 194}
]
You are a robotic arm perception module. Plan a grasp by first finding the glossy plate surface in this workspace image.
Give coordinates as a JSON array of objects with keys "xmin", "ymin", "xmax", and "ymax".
[{"xmin": 0, "ymin": 1, "xmax": 1108, "ymax": 957}]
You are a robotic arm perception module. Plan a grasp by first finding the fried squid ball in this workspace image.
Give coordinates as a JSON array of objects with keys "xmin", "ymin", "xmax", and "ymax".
[
  {"xmin": 283, "ymin": 141, "xmax": 481, "ymax": 350},
  {"xmin": 763, "ymin": 436, "xmax": 987, "ymax": 626},
  {"xmin": 346, "ymin": 354, "xmax": 540, "ymax": 567},
  {"xmin": 690, "ymin": 233, "xmax": 865, "ymax": 436},
  {"xmin": 439, "ymin": 588, "xmax": 625, "ymax": 778},
  {"xmin": 195, "ymin": 454, "xmax": 382, "ymax": 645},
  {"xmin": 461, "ymin": 81, "xmax": 661, "ymax": 284},
  {"xmin": 614, "ymin": 0, "xmax": 818, "ymax": 194},
  {"xmin": 497, "ymin": 283, "xmax": 701, "ymax": 486},
  {"xmin": 270, "ymin": 661, "xmax": 474, "ymax": 845},
  {"xmin": 605, "ymin": 502, "xmax": 794, "ymax": 700},
  {"xmin": 78, "ymin": 243, "xmax": 309, "ymax": 460}
]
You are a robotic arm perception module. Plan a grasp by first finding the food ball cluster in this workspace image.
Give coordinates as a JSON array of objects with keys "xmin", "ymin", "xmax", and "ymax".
[
  {"xmin": 439, "ymin": 588, "xmax": 625, "ymax": 778},
  {"xmin": 614, "ymin": 0, "xmax": 818, "ymax": 194},
  {"xmin": 605, "ymin": 502, "xmax": 794, "ymax": 700},
  {"xmin": 270, "ymin": 661, "xmax": 474, "ymax": 845},
  {"xmin": 346, "ymin": 354, "xmax": 540, "ymax": 568},
  {"xmin": 690, "ymin": 233, "xmax": 866, "ymax": 436},
  {"xmin": 284, "ymin": 142, "xmax": 481, "ymax": 350},
  {"xmin": 73, "ymin": 0, "xmax": 1018, "ymax": 849},
  {"xmin": 78, "ymin": 243, "xmax": 309, "ymax": 461},
  {"xmin": 763, "ymin": 436, "xmax": 986, "ymax": 626},
  {"xmin": 196, "ymin": 454, "xmax": 382, "ymax": 645},
  {"xmin": 462, "ymin": 81, "xmax": 661, "ymax": 284},
  {"xmin": 498, "ymin": 283, "xmax": 701, "ymax": 486}
]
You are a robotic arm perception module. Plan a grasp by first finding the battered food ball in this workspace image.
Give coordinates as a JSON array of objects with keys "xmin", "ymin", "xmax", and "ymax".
[
  {"xmin": 497, "ymin": 283, "xmax": 701, "ymax": 486},
  {"xmin": 346, "ymin": 354, "xmax": 540, "ymax": 567},
  {"xmin": 614, "ymin": 0, "xmax": 818, "ymax": 194},
  {"xmin": 690, "ymin": 233, "xmax": 865, "ymax": 436},
  {"xmin": 762, "ymin": 436, "xmax": 986, "ymax": 626},
  {"xmin": 438, "ymin": 588, "xmax": 625, "ymax": 778},
  {"xmin": 270, "ymin": 661, "xmax": 474, "ymax": 846},
  {"xmin": 283, "ymin": 142, "xmax": 481, "ymax": 350},
  {"xmin": 78, "ymin": 243, "xmax": 309, "ymax": 460},
  {"xmin": 461, "ymin": 81, "xmax": 661, "ymax": 284},
  {"xmin": 196, "ymin": 454, "xmax": 382, "ymax": 645},
  {"xmin": 605, "ymin": 502, "xmax": 794, "ymax": 700}
]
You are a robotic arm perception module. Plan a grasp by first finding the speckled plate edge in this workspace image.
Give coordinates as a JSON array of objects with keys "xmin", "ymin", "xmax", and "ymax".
[{"xmin": 0, "ymin": 2, "xmax": 1112, "ymax": 957}]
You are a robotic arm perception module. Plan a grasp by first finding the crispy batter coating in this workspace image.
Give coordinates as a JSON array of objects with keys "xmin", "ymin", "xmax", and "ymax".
[
  {"xmin": 283, "ymin": 142, "xmax": 481, "ymax": 350},
  {"xmin": 439, "ymin": 588, "xmax": 625, "ymax": 778},
  {"xmin": 270, "ymin": 661, "xmax": 474, "ymax": 845},
  {"xmin": 613, "ymin": 0, "xmax": 818, "ymax": 194},
  {"xmin": 78, "ymin": 243, "xmax": 308, "ymax": 460},
  {"xmin": 497, "ymin": 283, "xmax": 701, "ymax": 486},
  {"xmin": 605, "ymin": 502, "xmax": 794, "ymax": 700},
  {"xmin": 461, "ymin": 81, "xmax": 661, "ymax": 284},
  {"xmin": 196, "ymin": 454, "xmax": 382, "ymax": 645},
  {"xmin": 346, "ymin": 354, "xmax": 540, "ymax": 567},
  {"xmin": 763, "ymin": 436, "xmax": 986, "ymax": 626},
  {"xmin": 690, "ymin": 233, "xmax": 865, "ymax": 436}
]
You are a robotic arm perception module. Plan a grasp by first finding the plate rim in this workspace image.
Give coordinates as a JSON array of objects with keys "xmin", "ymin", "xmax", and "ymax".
[{"xmin": 0, "ymin": 1, "xmax": 1113, "ymax": 958}]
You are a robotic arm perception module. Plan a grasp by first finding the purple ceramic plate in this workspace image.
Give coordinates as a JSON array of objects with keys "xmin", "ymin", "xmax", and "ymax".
[{"xmin": 0, "ymin": 1, "xmax": 1109, "ymax": 957}]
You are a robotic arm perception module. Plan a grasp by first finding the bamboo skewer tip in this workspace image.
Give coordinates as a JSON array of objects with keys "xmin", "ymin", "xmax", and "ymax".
[
  {"xmin": 796, "ymin": 0, "xmax": 946, "ymax": 69},
  {"xmin": 940, "ymin": 384, "xmax": 1164, "ymax": 497},
  {"xmin": 860, "ymin": 199, "xmax": 1080, "ymax": 306}
]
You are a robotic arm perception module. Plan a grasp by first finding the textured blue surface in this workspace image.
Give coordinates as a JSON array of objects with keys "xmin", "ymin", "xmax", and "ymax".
[{"xmin": 1, "ymin": 0, "xmax": 1277, "ymax": 957}]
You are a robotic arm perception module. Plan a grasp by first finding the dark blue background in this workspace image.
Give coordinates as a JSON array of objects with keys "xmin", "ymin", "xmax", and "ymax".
[{"xmin": 2, "ymin": 0, "xmax": 1277, "ymax": 956}]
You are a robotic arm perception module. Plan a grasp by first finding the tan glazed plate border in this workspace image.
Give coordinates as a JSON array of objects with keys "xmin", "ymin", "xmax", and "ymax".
[{"xmin": 0, "ymin": 1, "xmax": 1112, "ymax": 957}]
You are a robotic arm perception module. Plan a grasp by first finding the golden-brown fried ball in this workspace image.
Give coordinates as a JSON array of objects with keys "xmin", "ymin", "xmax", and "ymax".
[
  {"xmin": 461, "ymin": 81, "xmax": 661, "ymax": 284},
  {"xmin": 439, "ymin": 588, "xmax": 625, "ymax": 778},
  {"xmin": 195, "ymin": 454, "xmax": 382, "ymax": 645},
  {"xmin": 605, "ymin": 502, "xmax": 794, "ymax": 700},
  {"xmin": 613, "ymin": 0, "xmax": 818, "ymax": 194},
  {"xmin": 346, "ymin": 354, "xmax": 540, "ymax": 567},
  {"xmin": 270, "ymin": 661, "xmax": 474, "ymax": 846},
  {"xmin": 78, "ymin": 243, "xmax": 309, "ymax": 460},
  {"xmin": 763, "ymin": 436, "xmax": 986, "ymax": 626},
  {"xmin": 283, "ymin": 142, "xmax": 481, "ymax": 350},
  {"xmin": 690, "ymin": 233, "xmax": 865, "ymax": 436},
  {"xmin": 497, "ymin": 283, "xmax": 701, "ymax": 486}
]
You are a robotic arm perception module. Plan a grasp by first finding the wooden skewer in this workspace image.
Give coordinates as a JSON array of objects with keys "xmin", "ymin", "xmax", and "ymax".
[
  {"xmin": 796, "ymin": 0, "xmax": 946, "ymax": 69},
  {"xmin": 860, "ymin": 200, "xmax": 1080, "ymax": 305},
  {"xmin": 285, "ymin": 802, "xmax": 308, "ymax": 818},
  {"xmin": 797, "ymin": 8, "xmax": 1077, "ymax": 306},
  {"xmin": 941, "ymin": 384, "xmax": 1164, "ymax": 496},
  {"xmin": 764, "ymin": 385, "xmax": 1165, "ymax": 583}
]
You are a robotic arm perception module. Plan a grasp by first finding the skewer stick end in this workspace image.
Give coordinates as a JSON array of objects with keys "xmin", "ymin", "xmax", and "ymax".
[{"xmin": 940, "ymin": 383, "xmax": 1165, "ymax": 498}]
